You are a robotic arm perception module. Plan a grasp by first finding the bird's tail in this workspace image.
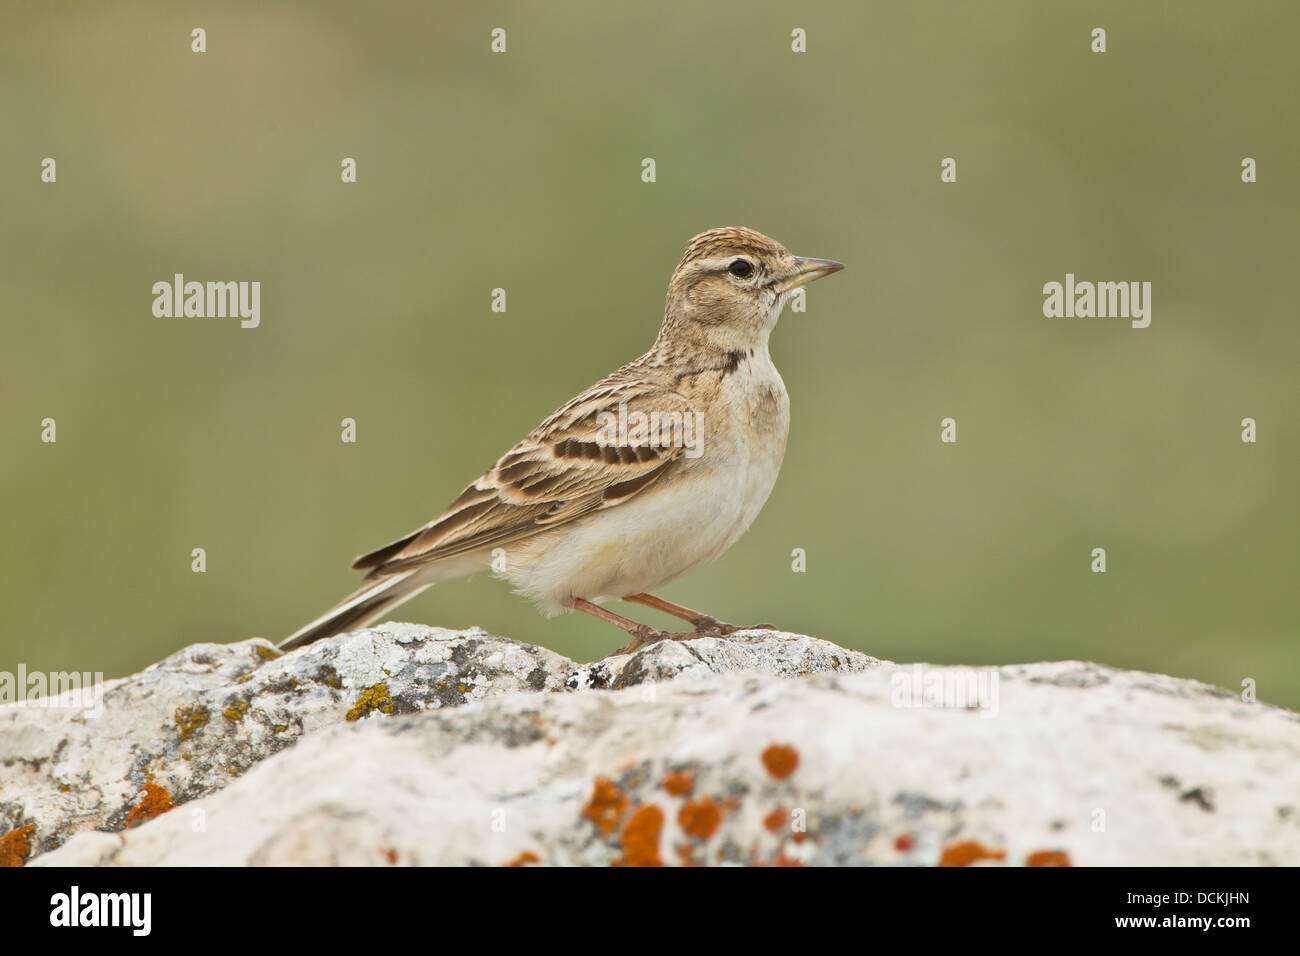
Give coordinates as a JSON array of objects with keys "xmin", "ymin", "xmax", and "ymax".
[{"xmin": 279, "ymin": 570, "xmax": 430, "ymax": 651}]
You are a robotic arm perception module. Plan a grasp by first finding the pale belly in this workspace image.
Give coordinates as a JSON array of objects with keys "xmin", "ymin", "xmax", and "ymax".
[{"xmin": 504, "ymin": 354, "xmax": 791, "ymax": 613}]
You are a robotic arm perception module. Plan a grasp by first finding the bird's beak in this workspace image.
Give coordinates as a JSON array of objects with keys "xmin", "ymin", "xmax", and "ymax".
[{"xmin": 775, "ymin": 257, "xmax": 845, "ymax": 294}]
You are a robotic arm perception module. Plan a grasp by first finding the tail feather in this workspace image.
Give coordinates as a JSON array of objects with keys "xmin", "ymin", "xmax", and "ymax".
[{"xmin": 280, "ymin": 571, "xmax": 429, "ymax": 651}]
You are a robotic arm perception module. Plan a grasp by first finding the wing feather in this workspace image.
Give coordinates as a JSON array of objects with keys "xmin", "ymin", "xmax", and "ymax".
[{"xmin": 352, "ymin": 373, "xmax": 693, "ymax": 579}]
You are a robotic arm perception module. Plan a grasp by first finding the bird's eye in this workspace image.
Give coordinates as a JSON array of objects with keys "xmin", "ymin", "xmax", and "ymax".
[{"xmin": 728, "ymin": 258, "xmax": 754, "ymax": 278}]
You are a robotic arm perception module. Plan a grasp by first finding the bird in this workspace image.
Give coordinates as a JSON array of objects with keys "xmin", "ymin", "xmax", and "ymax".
[{"xmin": 281, "ymin": 227, "xmax": 843, "ymax": 656}]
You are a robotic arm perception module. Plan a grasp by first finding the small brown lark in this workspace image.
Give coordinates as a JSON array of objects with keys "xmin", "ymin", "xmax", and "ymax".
[{"xmin": 282, "ymin": 227, "xmax": 843, "ymax": 655}]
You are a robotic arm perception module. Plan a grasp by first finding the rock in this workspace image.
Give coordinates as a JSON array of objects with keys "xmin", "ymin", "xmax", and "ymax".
[
  {"xmin": 0, "ymin": 623, "xmax": 575, "ymax": 860},
  {"xmin": 17, "ymin": 642, "xmax": 1300, "ymax": 867},
  {"xmin": 570, "ymin": 629, "xmax": 878, "ymax": 689}
]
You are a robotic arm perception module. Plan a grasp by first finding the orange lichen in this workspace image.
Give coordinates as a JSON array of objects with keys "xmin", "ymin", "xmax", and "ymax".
[
  {"xmin": 895, "ymin": 833, "xmax": 915, "ymax": 852},
  {"xmin": 763, "ymin": 808, "xmax": 787, "ymax": 832},
  {"xmin": 0, "ymin": 825, "xmax": 36, "ymax": 868},
  {"xmin": 126, "ymin": 782, "xmax": 175, "ymax": 827},
  {"xmin": 581, "ymin": 777, "xmax": 629, "ymax": 835},
  {"xmin": 770, "ymin": 853, "xmax": 804, "ymax": 867},
  {"xmin": 678, "ymin": 797, "xmax": 723, "ymax": 839},
  {"xmin": 761, "ymin": 743, "xmax": 799, "ymax": 779},
  {"xmin": 662, "ymin": 770, "xmax": 693, "ymax": 796},
  {"xmin": 940, "ymin": 840, "xmax": 1006, "ymax": 867},
  {"xmin": 1026, "ymin": 850, "xmax": 1072, "ymax": 867},
  {"xmin": 616, "ymin": 805, "xmax": 665, "ymax": 867},
  {"xmin": 381, "ymin": 847, "xmax": 399, "ymax": 865},
  {"xmin": 503, "ymin": 850, "xmax": 541, "ymax": 867}
]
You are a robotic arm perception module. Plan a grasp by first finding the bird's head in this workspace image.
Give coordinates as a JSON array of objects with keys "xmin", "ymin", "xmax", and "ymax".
[{"xmin": 660, "ymin": 226, "xmax": 843, "ymax": 351}]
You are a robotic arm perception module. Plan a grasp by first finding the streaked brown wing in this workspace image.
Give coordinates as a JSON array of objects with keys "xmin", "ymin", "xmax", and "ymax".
[{"xmin": 351, "ymin": 375, "xmax": 691, "ymax": 579}]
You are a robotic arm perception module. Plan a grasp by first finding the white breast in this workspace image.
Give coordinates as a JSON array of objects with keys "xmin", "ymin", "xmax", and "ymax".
[{"xmin": 505, "ymin": 348, "xmax": 790, "ymax": 613}]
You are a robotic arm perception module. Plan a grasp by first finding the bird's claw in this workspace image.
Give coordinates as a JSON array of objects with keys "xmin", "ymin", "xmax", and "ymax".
[
  {"xmin": 611, "ymin": 620, "xmax": 780, "ymax": 656},
  {"xmin": 610, "ymin": 626, "xmax": 693, "ymax": 657},
  {"xmin": 692, "ymin": 617, "xmax": 779, "ymax": 638}
]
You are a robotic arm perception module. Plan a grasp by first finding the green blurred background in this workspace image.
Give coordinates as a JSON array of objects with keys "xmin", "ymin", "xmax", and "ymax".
[{"xmin": 3, "ymin": 1, "xmax": 1297, "ymax": 706}]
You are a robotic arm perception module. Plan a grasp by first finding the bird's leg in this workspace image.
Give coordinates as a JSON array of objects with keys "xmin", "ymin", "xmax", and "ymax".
[
  {"xmin": 571, "ymin": 598, "xmax": 689, "ymax": 656},
  {"xmin": 624, "ymin": 593, "xmax": 778, "ymax": 637}
]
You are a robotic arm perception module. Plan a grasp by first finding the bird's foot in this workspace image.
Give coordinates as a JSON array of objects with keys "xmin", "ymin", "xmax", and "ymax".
[
  {"xmin": 608, "ymin": 620, "xmax": 780, "ymax": 657},
  {"xmin": 690, "ymin": 616, "xmax": 779, "ymax": 638},
  {"xmin": 610, "ymin": 625, "xmax": 696, "ymax": 657}
]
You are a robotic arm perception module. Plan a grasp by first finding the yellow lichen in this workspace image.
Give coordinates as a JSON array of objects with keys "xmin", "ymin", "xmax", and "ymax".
[
  {"xmin": 223, "ymin": 701, "xmax": 248, "ymax": 724},
  {"xmin": 175, "ymin": 705, "xmax": 209, "ymax": 740},
  {"xmin": 346, "ymin": 683, "xmax": 395, "ymax": 722}
]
